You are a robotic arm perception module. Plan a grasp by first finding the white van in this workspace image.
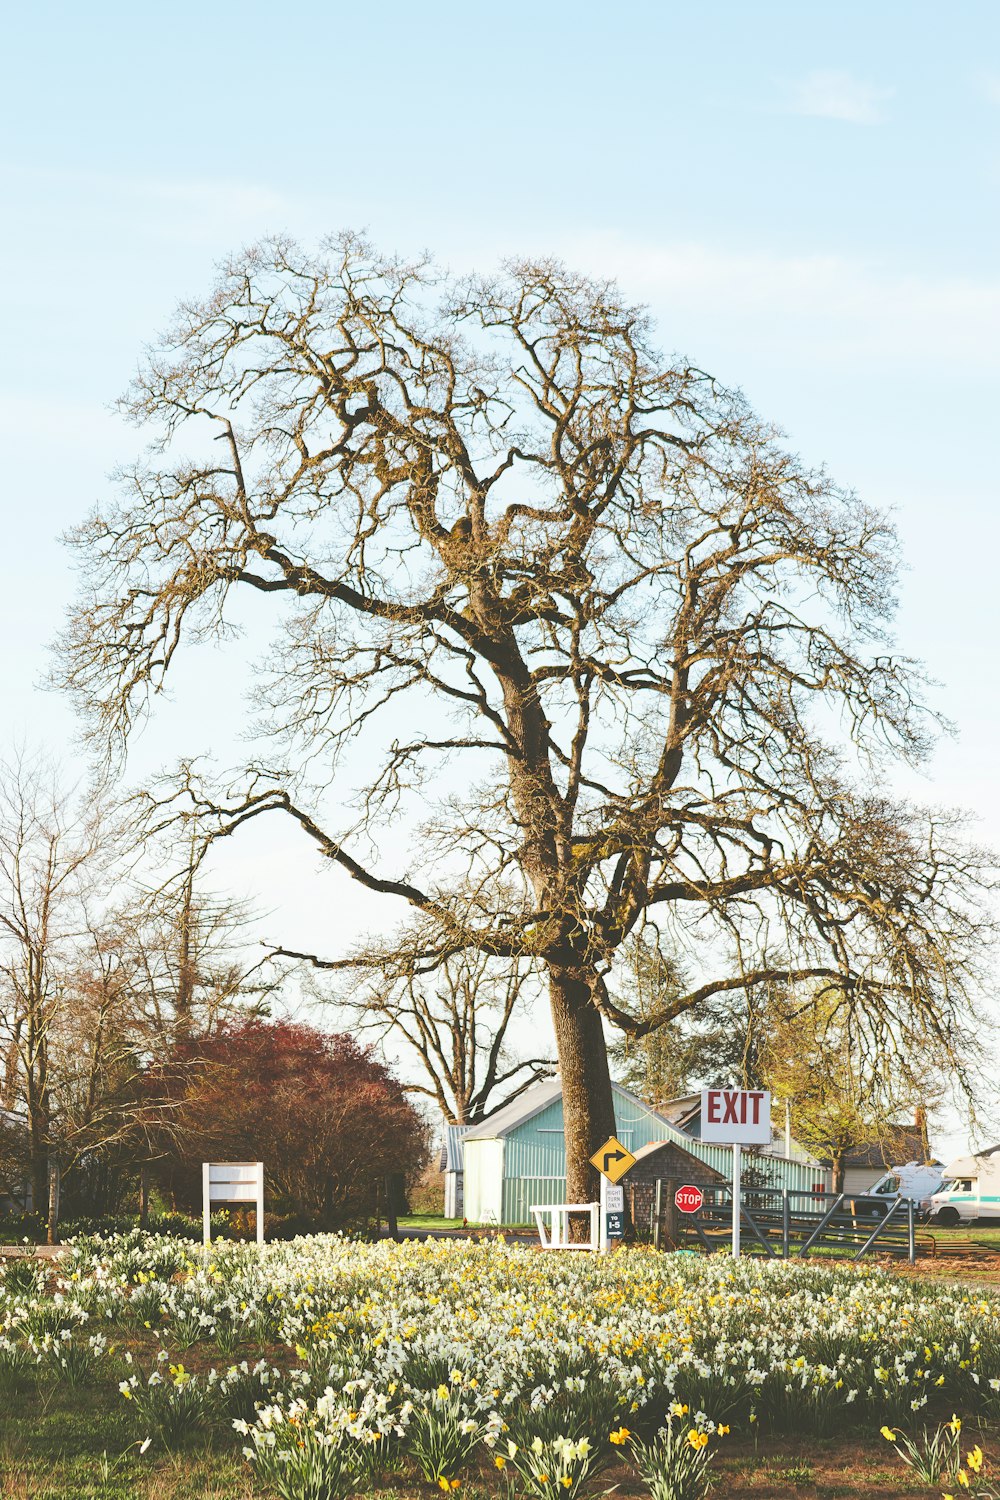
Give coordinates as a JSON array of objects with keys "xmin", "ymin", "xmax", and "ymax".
[
  {"xmin": 867, "ymin": 1162, "xmax": 944, "ymax": 1207},
  {"xmin": 928, "ymin": 1146, "xmax": 1000, "ymax": 1225},
  {"xmin": 853, "ymin": 1162, "xmax": 943, "ymax": 1220}
]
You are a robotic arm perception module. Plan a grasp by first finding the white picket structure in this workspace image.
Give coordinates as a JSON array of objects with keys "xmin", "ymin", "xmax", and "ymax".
[{"xmin": 530, "ymin": 1201, "xmax": 600, "ymax": 1251}]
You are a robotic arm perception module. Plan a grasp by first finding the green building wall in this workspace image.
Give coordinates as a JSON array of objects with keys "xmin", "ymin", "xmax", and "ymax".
[{"xmin": 465, "ymin": 1085, "xmax": 828, "ymax": 1225}]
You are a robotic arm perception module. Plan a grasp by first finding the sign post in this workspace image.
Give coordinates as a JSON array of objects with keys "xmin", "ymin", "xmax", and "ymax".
[
  {"xmin": 589, "ymin": 1136, "xmax": 636, "ymax": 1252},
  {"xmin": 699, "ymin": 1089, "xmax": 772, "ymax": 1259},
  {"xmin": 731, "ymin": 1141, "xmax": 741, "ymax": 1258}
]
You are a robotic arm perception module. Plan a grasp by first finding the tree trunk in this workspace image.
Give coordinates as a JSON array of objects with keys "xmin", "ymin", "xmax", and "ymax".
[
  {"xmin": 384, "ymin": 1174, "xmax": 399, "ymax": 1241},
  {"xmin": 915, "ymin": 1106, "xmax": 931, "ymax": 1161},
  {"xmin": 175, "ymin": 858, "xmax": 195, "ymax": 1042},
  {"xmin": 832, "ymin": 1152, "xmax": 846, "ymax": 1195},
  {"xmin": 47, "ymin": 1160, "xmax": 60, "ymax": 1245},
  {"xmin": 548, "ymin": 967, "xmax": 616, "ymax": 1204},
  {"xmin": 26, "ymin": 1076, "xmax": 50, "ymax": 1220}
]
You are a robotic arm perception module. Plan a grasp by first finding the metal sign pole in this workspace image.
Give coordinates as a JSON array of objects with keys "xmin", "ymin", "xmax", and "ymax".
[
  {"xmin": 732, "ymin": 1141, "xmax": 741, "ymax": 1259},
  {"xmin": 202, "ymin": 1162, "xmax": 211, "ymax": 1247},
  {"xmin": 599, "ymin": 1172, "xmax": 608, "ymax": 1252}
]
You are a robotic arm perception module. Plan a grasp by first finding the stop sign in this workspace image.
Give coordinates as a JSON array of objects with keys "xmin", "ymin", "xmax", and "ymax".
[{"xmin": 675, "ymin": 1184, "xmax": 704, "ymax": 1214}]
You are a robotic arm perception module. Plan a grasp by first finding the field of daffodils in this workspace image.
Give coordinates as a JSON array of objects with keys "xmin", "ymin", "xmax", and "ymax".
[{"xmin": 3, "ymin": 1232, "xmax": 1000, "ymax": 1499}]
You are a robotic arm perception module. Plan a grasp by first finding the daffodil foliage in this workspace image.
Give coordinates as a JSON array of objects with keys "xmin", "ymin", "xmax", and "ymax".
[{"xmin": 4, "ymin": 1232, "xmax": 1000, "ymax": 1496}]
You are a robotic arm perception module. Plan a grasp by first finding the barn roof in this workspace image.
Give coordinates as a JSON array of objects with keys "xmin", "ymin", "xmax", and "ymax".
[
  {"xmin": 462, "ymin": 1075, "xmax": 679, "ymax": 1141},
  {"xmin": 462, "ymin": 1076, "xmax": 564, "ymax": 1139}
]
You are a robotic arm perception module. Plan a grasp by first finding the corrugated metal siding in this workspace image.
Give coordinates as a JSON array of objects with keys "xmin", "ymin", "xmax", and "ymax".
[
  {"xmin": 502, "ymin": 1090, "xmax": 688, "ymax": 1179},
  {"xmin": 503, "ymin": 1176, "xmax": 567, "ymax": 1224},
  {"xmin": 496, "ymin": 1094, "xmax": 828, "ymax": 1221},
  {"xmin": 471, "ymin": 1083, "xmax": 831, "ymax": 1223},
  {"xmin": 502, "ymin": 1097, "xmax": 570, "ymax": 1179}
]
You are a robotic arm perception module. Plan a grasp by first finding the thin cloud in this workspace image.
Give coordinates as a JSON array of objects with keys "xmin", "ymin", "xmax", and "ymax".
[
  {"xmin": 559, "ymin": 233, "xmax": 1000, "ymax": 371},
  {"xmin": 785, "ymin": 69, "xmax": 892, "ymax": 124}
]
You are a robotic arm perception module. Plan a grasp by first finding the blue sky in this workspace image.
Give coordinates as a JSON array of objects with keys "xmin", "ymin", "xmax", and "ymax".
[{"xmin": 3, "ymin": 1, "xmax": 999, "ymax": 1147}]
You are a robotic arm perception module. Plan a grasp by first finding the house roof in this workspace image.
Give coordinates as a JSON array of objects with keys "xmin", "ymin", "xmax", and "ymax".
[
  {"xmin": 462, "ymin": 1075, "xmax": 681, "ymax": 1142},
  {"xmin": 815, "ymin": 1124, "xmax": 926, "ymax": 1171},
  {"xmin": 631, "ymin": 1138, "xmax": 726, "ymax": 1181}
]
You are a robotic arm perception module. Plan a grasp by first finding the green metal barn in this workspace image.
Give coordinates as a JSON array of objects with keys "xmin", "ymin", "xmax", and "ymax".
[{"xmin": 461, "ymin": 1076, "xmax": 829, "ymax": 1224}]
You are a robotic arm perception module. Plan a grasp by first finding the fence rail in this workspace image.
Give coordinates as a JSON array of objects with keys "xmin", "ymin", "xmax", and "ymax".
[
  {"xmin": 679, "ymin": 1185, "xmax": 918, "ymax": 1263},
  {"xmin": 502, "ymin": 1152, "xmax": 826, "ymax": 1226}
]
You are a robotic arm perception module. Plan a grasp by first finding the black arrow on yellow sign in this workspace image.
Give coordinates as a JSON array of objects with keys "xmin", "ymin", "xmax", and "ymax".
[{"xmin": 589, "ymin": 1136, "xmax": 637, "ymax": 1183}]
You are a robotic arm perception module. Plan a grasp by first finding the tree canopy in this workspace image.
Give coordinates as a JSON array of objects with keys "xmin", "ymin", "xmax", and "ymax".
[
  {"xmin": 60, "ymin": 235, "xmax": 996, "ymax": 1199},
  {"xmin": 149, "ymin": 1017, "xmax": 428, "ymax": 1223}
]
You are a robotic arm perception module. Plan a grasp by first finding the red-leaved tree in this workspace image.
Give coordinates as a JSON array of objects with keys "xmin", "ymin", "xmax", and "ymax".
[{"xmin": 151, "ymin": 1018, "xmax": 428, "ymax": 1223}]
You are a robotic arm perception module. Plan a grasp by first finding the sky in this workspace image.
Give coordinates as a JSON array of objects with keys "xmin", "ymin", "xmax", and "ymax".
[{"xmin": 2, "ymin": 0, "xmax": 999, "ymax": 1157}]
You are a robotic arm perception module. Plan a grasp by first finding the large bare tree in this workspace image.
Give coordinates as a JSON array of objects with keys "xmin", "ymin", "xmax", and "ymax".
[{"xmin": 59, "ymin": 236, "xmax": 995, "ymax": 1201}]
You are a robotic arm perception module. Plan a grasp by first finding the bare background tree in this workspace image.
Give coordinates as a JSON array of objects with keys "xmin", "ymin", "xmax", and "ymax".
[
  {"xmin": 298, "ymin": 924, "xmax": 552, "ymax": 1123},
  {"xmin": 0, "ymin": 753, "xmax": 276, "ymax": 1218},
  {"xmin": 0, "ymin": 753, "xmax": 107, "ymax": 1208},
  {"xmin": 59, "ymin": 236, "xmax": 997, "ymax": 1201}
]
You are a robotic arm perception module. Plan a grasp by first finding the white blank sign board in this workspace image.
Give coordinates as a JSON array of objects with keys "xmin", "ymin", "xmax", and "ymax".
[{"xmin": 203, "ymin": 1161, "xmax": 264, "ymax": 1244}]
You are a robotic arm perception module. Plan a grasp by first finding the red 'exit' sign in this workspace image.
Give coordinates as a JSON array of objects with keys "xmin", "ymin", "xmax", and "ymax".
[{"xmin": 700, "ymin": 1088, "xmax": 772, "ymax": 1144}]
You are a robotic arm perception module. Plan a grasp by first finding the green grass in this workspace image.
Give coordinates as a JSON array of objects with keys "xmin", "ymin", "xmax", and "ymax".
[
  {"xmin": 925, "ymin": 1223, "xmax": 1000, "ymax": 1244},
  {"xmin": 0, "ymin": 1381, "xmax": 253, "ymax": 1499},
  {"xmin": 394, "ymin": 1215, "xmax": 538, "ymax": 1232},
  {"xmin": 394, "ymin": 1213, "xmax": 464, "ymax": 1229}
]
